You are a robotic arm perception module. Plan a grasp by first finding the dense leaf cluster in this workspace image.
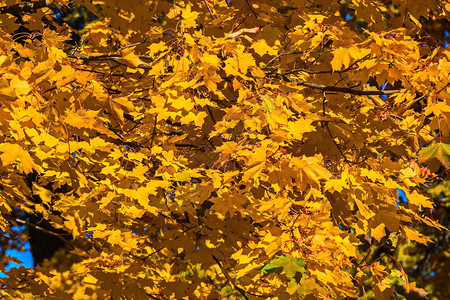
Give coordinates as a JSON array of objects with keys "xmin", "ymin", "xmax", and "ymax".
[{"xmin": 0, "ymin": 0, "xmax": 449, "ymax": 299}]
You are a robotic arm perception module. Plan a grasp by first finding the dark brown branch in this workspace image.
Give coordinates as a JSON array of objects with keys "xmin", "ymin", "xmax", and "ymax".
[
  {"xmin": 321, "ymin": 93, "xmax": 356, "ymax": 164},
  {"xmin": 68, "ymin": 53, "xmax": 153, "ymax": 70},
  {"xmin": 206, "ymin": 105, "xmax": 217, "ymax": 125},
  {"xmin": 325, "ymin": 122, "xmax": 352, "ymax": 164},
  {"xmin": 245, "ymin": 0, "xmax": 259, "ymax": 17},
  {"xmin": 73, "ymin": 53, "xmax": 397, "ymax": 96},
  {"xmin": 149, "ymin": 116, "xmax": 158, "ymax": 149},
  {"xmin": 202, "ymin": 0, "xmax": 215, "ymax": 19},
  {"xmin": 0, "ymin": 0, "xmax": 52, "ymax": 16},
  {"xmin": 281, "ymin": 75, "xmax": 400, "ymax": 95},
  {"xmin": 69, "ymin": 52, "xmax": 154, "ymax": 62},
  {"xmin": 73, "ymin": 68, "xmax": 125, "ymax": 77},
  {"xmin": 356, "ymin": 249, "xmax": 372, "ymax": 267},
  {"xmin": 436, "ymin": 82, "xmax": 450, "ymax": 95},
  {"xmin": 278, "ymin": 50, "xmax": 332, "ymax": 56},
  {"xmin": 281, "ymin": 54, "xmax": 371, "ymax": 75},
  {"xmin": 131, "ymin": 246, "xmax": 164, "ymax": 261},
  {"xmin": 212, "ymin": 255, "xmax": 250, "ymax": 300},
  {"xmin": 4, "ymin": 215, "xmax": 74, "ymax": 249},
  {"xmin": 281, "ymin": 66, "xmax": 358, "ymax": 75}
]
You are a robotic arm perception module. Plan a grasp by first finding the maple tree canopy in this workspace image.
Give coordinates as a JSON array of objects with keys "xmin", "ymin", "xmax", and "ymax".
[{"xmin": 0, "ymin": 0, "xmax": 449, "ymax": 299}]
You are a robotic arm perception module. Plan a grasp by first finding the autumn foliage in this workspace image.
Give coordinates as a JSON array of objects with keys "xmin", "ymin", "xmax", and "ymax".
[{"xmin": 0, "ymin": 0, "xmax": 449, "ymax": 299}]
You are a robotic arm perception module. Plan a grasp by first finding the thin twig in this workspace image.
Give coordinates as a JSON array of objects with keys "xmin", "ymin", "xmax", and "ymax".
[
  {"xmin": 325, "ymin": 123, "xmax": 354, "ymax": 164},
  {"xmin": 131, "ymin": 246, "xmax": 164, "ymax": 261},
  {"xmin": 5, "ymin": 216, "xmax": 74, "ymax": 249},
  {"xmin": 202, "ymin": 0, "xmax": 215, "ymax": 19},
  {"xmin": 68, "ymin": 53, "xmax": 153, "ymax": 70},
  {"xmin": 356, "ymin": 249, "xmax": 372, "ymax": 267},
  {"xmin": 212, "ymin": 255, "xmax": 250, "ymax": 300},
  {"xmin": 280, "ymin": 75, "xmax": 400, "ymax": 95},
  {"xmin": 118, "ymin": 42, "xmax": 142, "ymax": 51},
  {"xmin": 149, "ymin": 116, "xmax": 158, "ymax": 149},
  {"xmin": 245, "ymin": 0, "xmax": 258, "ymax": 17},
  {"xmin": 206, "ymin": 105, "xmax": 217, "ymax": 125},
  {"xmin": 279, "ymin": 54, "xmax": 370, "ymax": 75},
  {"xmin": 0, "ymin": 0, "xmax": 52, "ymax": 16}
]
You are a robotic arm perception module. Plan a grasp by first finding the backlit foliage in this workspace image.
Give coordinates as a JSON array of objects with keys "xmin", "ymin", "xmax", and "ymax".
[{"xmin": 0, "ymin": 0, "xmax": 449, "ymax": 299}]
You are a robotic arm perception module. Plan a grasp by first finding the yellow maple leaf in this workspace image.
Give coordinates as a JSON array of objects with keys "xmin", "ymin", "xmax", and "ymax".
[
  {"xmin": 242, "ymin": 161, "xmax": 265, "ymax": 182},
  {"xmin": 64, "ymin": 215, "xmax": 80, "ymax": 238},
  {"xmin": 0, "ymin": 143, "xmax": 20, "ymax": 166},
  {"xmin": 371, "ymin": 223, "xmax": 386, "ymax": 242},
  {"xmin": 106, "ymin": 229, "xmax": 122, "ymax": 246},
  {"xmin": 181, "ymin": 111, "xmax": 207, "ymax": 127},
  {"xmin": 120, "ymin": 48, "xmax": 147, "ymax": 68},
  {"xmin": 181, "ymin": 5, "xmax": 199, "ymax": 28},
  {"xmin": 148, "ymin": 60, "xmax": 165, "ymax": 76},
  {"xmin": 407, "ymin": 191, "xmax": 433, "ymax": 209},
  {"xmin": 64, "ymin": 110, "xmax": 100, "ymax": 129},
  {"xmin": 288, "ymin": 118, "xmax": 316, "ymax": 140},
  {"xmin": 250, "ymin": 67, "xmax": 266, "ymax": 78},
  {"xmin": 121, "ymin": 205, "xmax": 145, "ymax": 219},
  {"xmin": 10, "ymin": 76, "xmax": 31, "ymax": 97},
  {"xmin": 110, "ymin": 97, "xmax": 134, "ymax": 111},
  {"xmin": 223, "ymin": 57, "xmax": 240, "ymax": 77},
  {"xmin": 237, "ymin": 52, "xmax": 255, "ymax": 74},
  {"xmin": 360, "ymin": 168, "xmax": 385, "ymax": 183},
  {"xmin": 83, "ymin": 274, "xmax": 98, "ymax": 285},
  {"xmin": 324, "ymin": 179, "xmax": 348, "ymax": 193},
  {"xmin": 0, "ymin": 143, "xmax": 35, "ymax": 173},
  {"xmin": 32, "ymin": 183, "xmax": 53, "ymax": 205},
  {"xmin": 201, "ymin": 53, "xmax": 220, "ymax": 65},
  {"xmin": 354, "ymin": 197, "xmax": 375, "ymax": 219},
  {"xmin": 403, "ymin": 226, "xmax": 432, "ymax": 244},
  {"xmin": 148, "ymin": 41, "xmax": 167, "ymax": 56},
  {"xmin": 423, "ymin": 101, "xmax": 450, "ymax": 116},
  {"xmin": 109, "ymin": 99, "xmax": 125, "ymax": 123},
  {"xmin": 301, "ymin": 157, "xmax": 332, "ymax": 185},
  {"xmin": 331, "ymin": 48, "xmax": 352, "ymax": 71},
  {"xmin": 251, "ymin": 39, "xmax": 278, "ymax": 56}
]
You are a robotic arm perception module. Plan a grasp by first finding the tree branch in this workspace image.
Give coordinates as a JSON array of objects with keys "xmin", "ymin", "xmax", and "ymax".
[
  {"xmin": 0, "ymin": 0, "xmax": 53, "ymax": 16},
  {"xmin": 70, "ymin": 53, "xmax": 398, "ymax": 95},
  {"xmin": 4, "ymin": 215, "xmax": 74, "ymax": 249},
  {"xmin": 68, "ymin": 53, "xmax": 153, "ymax": 70},
  {"xmin": 280, "ymin": 75, "xmax": 400, "ymax": 95},
  {"xmin": 245, "ymin": 0, "xmax": 258, "ymax": 17},
  {"xmin": 280, "ymin": 54, "xmax": 371, "ymax": 75},
  {"xmin": 212, "ymin": 255, "xmax": 249, "ymax": 300},
  {"xmin": 202, "ymin": 0, "xmax": 215, "ymax": 20}
]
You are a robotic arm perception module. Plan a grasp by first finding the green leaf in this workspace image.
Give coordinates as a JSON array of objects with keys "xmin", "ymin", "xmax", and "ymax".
[
  {"xmin": 418, "ymin": 142, "xmax": 450, "ymax": 168},
  {"xmin": 261, "ymin": 255, "xmax": 306, "ymax": 278}
]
